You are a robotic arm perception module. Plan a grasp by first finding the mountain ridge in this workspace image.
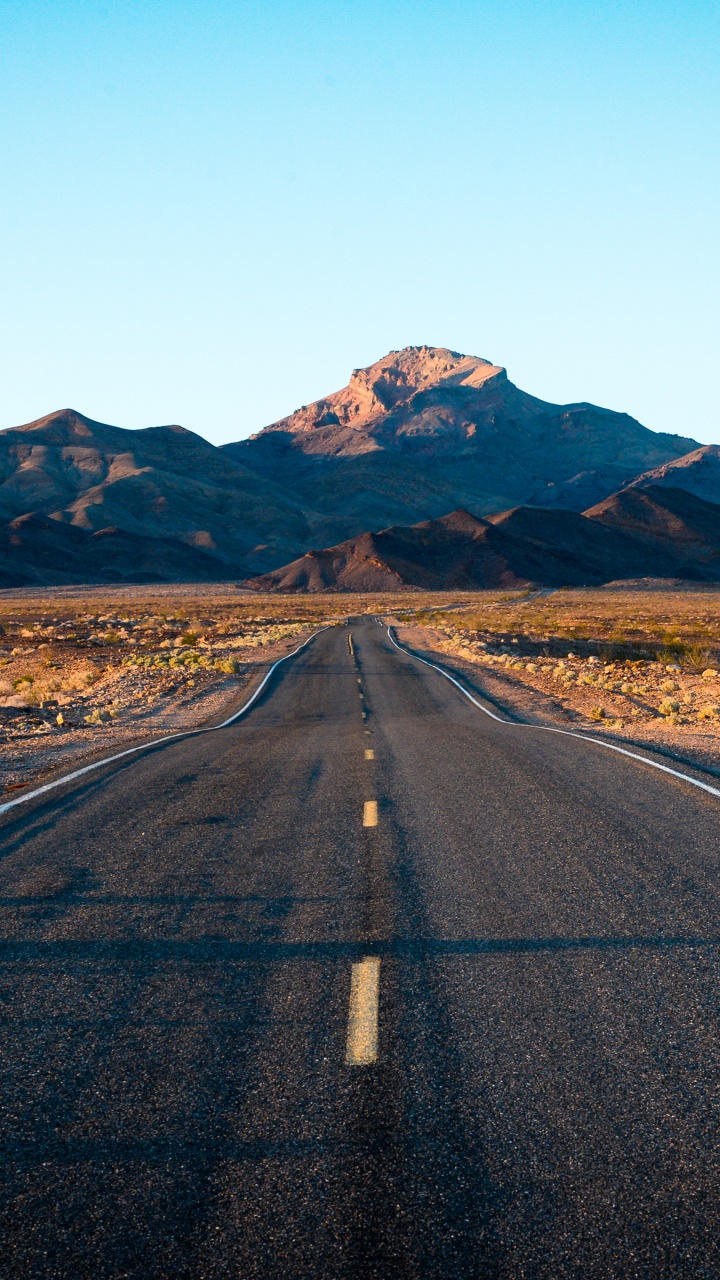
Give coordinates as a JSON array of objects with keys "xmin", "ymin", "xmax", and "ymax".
[
  {"xmin": 0, "ymin": 346, "xmax": 713, "ymax": 585},
  {"xmin": 224, "ymin": 346, "xmax": 699, "ymax": 538},
  {"xmin": 246, "ymin": 487, "xmax": 720, "ymax": 593},
  {"xmin": 0, "ymin": 407, "xmax": 315, "ymax": 584}
]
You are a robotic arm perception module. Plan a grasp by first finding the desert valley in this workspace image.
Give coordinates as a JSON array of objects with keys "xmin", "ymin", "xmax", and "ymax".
[
  {"xmin": 9, "ymin": 1, "xmax": 720, "ymax": 1268},
  {"xmin": 5, "ymin": 350, "xmax": 720, "ymax": 1275},
  {"xmin": 3, "ymin": 345, "xmax": 720, "ymax": 796}
]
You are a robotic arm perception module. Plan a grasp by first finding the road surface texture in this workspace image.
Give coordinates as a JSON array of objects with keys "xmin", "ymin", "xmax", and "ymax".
[{"xmin": 2, "ymin": 618, "xmax": 720, "ymax": 1278}]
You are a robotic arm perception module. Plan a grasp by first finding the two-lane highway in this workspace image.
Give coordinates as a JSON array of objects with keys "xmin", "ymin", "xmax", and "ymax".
[{"xmin": 3, "ymin": 619, "xmax": 720, "ymax": 1277}]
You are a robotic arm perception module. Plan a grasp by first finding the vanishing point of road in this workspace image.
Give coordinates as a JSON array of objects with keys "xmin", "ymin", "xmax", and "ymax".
[{"xmin": 3, "ymin": 619, "xmax": 720, "ymax": 1278}]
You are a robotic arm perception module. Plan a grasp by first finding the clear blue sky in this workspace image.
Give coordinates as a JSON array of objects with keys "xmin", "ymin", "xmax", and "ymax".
[{"xmin": 1, "ymin": 0, "xmax": 718, "ymax": 445}]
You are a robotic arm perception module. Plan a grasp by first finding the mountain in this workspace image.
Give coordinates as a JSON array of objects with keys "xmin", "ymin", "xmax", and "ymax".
[
  {"xmin": 0, "ymin": 409, "xmax": 313, "ymax": 583},
  {"xmin": 225, "ymin": 346, "xmax": 699, "ymax": 541},
  {"xmin": 526, "ymin": 445, "xmax": 720, "ymax": 516},
  {"xmin": 0, "ymin": 349, "xmax": 708, "ymax": 585},
  {"xmin": 585, "ymin": 485, "xmax": 720, "ymax": 577},
  {"xmin": 0, "ymin": 512, "xmax": 224, "ymax": 588},
  {"xmin": 524, "ymin": 466, "xmax": 642, "ymax": 511},
  {"xmin": 246, "ymin": 488, "xmax": 720, "ymax": 593},
  {"xmin": 623, "ymin": 446, "xmax": 720, "ymax": 506}
]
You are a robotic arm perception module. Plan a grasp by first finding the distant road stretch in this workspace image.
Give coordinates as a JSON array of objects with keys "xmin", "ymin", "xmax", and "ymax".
[{"xmin": 3, "ymin": 618, "xmax": 720, "ymax": 1278}]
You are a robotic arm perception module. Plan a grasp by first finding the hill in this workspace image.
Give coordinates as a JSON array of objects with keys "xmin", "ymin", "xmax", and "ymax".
[
  {"xmin": 623, "ymin": 446, "xmax": 720, "ymax": 506},
  {"xmin": 586, "ymin": 485, "xmax": 720, "ymax": 576},
  {"xmin": 246, "ymin": 488, "xmax": 720, "ymax": 593},
  {"xmin": 0, "ymin": 349, "xmax": 707, "ymax": 583},
  {"xmin": 0, "ymin": 409, "xmax": 312, "ymax": 584},
  {"xmin": 0, "ymin": 512, "xmax": 226, "ymax": 588},
  {"xmin": 226, "ymin": 346, "xmax": 698, "ymax": 538}
]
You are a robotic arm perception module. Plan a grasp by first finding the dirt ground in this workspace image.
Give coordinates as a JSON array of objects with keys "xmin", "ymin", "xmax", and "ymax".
[
  {"xmin": 0, "ymin": 585, "xmax": 331, "ymax": 792},
  {"xmin": 395, "ymin": 618, "xmax": 720, "ymax": 778},
  {"xmin": 7, "ymin": 582, "xmax": 720, "ymax": 794},
  {"xmin": 0, "ymin": 584, "xmax": 501, "ymax": 797}
]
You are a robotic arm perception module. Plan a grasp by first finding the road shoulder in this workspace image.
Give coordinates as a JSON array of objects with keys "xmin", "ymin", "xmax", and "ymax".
[{"xmin": 391, "ymin": 620, "xmax": 720, "ymax": 786}]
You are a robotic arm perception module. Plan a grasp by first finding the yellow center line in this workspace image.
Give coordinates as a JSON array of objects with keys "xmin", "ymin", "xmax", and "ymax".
[
  {"xmin": 363, "ymin": 799, "xmax": 378, "ymax": 826},
  {"xmin": 365, "ymin": 748, "xmax": 374, "ymax": 760},
  {"xmin": 345, "ymin": 957, "xmax": 381, "ymax": 1065}
]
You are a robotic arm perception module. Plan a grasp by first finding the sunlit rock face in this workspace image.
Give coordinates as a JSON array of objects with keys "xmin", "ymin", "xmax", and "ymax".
[
  {"xmin": 0, "ymin": 347, "xmax": 707, "ymax": 584},
  {"xmin": 225, "ymin": 345, "xmax": 699, "ymax": 551}
]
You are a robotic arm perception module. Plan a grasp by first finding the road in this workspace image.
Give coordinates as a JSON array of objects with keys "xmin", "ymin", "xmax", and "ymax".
[{"xmin": 3, "ymin": 618, "xmax": 720, "ymax": 1278}]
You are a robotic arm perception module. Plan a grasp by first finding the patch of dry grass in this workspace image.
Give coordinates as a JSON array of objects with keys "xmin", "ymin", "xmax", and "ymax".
[
  {"xmin": 399, "ymin": 586, "xmax": 720, "ymax": 766},
  {"xmin": 0, "ymin": 586, "xmax": 351, "ymax": 789},
  {"xmin": 411, "ymin": 587, "xmax": 720, "ymax": 667},
  {"xmin": 5, "ymin": 582, "xmax": 720, "ymax": 788},
  {"xmin": 0, "ymin": 584, "xmax": 477, "ymax": 790}
]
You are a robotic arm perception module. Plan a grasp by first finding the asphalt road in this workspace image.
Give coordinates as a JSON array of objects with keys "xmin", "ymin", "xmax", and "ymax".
[{"xmin": 3, "ymin": 618, "xmax": 720, "ymax": 1278}]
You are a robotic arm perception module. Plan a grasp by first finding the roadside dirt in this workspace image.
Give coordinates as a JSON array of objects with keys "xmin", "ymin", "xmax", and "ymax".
[
  {"xmin": 395, "ymin": 621, "xmax": 720, "ymax": 778},
  {"xmin": 0, "ymin": 629, "xmax": 312, "ymax": 794}
]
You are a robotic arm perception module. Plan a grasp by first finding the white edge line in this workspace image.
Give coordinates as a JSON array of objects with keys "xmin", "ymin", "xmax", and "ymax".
[
  {"xmin": 0, "ymin": 628, "xmax": 329, "ymax": 818},
  {"xmin": 387, "ymin": 626, "xmax": 720, "ymax": 802}
]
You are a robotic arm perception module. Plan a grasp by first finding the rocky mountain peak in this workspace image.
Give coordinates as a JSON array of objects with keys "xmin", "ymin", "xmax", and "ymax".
[
  {"xmin": 0, "ymin": 346, "xmax": 708, "ymax": 586},
  {"xmin": 255, "ymin": 346, "xmax": 505, "ymax": 440},
  {"xmin": 16, "ymin": 408, "xmax": 110, "ymax": 443},
  {"xmin": 346, "ymin": 346, "xmax": 502, "ymax": 408}
]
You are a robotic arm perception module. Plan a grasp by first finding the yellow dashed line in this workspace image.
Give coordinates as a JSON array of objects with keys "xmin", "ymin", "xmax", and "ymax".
[
  {"xmin": 365, "ymin": 748, "xmax": 374, "ymax": 760},
  {"xmin": 363, "ymin": 800, "xmax": 378, "ymax": 826},
  {"xmin": 345, "ymin": 957, "xmax": 381, "ymax": 1065}
]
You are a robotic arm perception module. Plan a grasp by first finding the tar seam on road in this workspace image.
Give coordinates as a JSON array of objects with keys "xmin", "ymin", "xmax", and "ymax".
[
  {"xmin": 345, "ymin": 957, "xmax": 381, "ymax": 1065},
  {"xmin": 386, "ymin": 626, "xmax": 720, "ymax": 803},
  {"xmin": 363, "ymin": 800, "xmax": 378, "ymax": 827},
  {"xmin": 0, "ymin": 628, "xmax": 330, "ymax": 819}
]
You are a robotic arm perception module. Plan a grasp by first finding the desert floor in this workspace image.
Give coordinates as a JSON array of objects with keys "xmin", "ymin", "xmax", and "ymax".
[{"xmin": 3, "ymin": 582, "xmax": 720, "ymax": 792}]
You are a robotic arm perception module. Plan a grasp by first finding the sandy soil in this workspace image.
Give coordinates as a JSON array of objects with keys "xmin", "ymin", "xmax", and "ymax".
[
  {"xmin": 395, "ymin": 621, "xmax": 720, "ymax": 779},
  {"xmin": 0, "ymin": 629, "xmax": 312, "ymax": 794},
  {"xmin": 8, "ymin": 579, "xmax": 720, "ymax": 795}
]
